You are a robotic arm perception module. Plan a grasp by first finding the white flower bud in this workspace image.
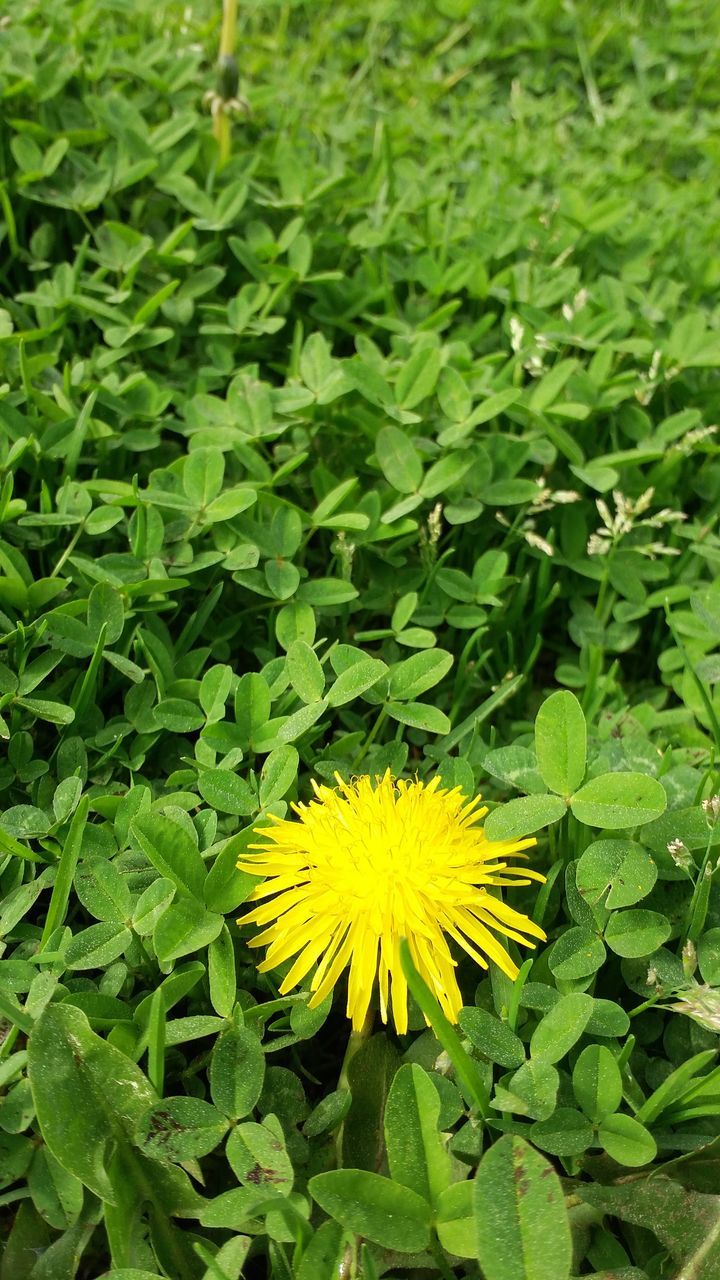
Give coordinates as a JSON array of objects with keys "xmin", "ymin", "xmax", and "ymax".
[{"xmin": 667, "ymin": 838, "xmax": 693, "ymax": 871}]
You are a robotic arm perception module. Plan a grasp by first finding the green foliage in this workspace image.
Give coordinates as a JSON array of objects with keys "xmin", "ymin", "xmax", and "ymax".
[{"xmin": 1, "ymin": 0, "xmax": 720, "ymax": 1275}]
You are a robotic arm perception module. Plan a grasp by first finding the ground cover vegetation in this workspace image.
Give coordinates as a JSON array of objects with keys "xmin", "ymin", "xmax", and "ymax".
[{"xmin": 1, "ymin": 0, "xmax": 720, "ymax": 1276}]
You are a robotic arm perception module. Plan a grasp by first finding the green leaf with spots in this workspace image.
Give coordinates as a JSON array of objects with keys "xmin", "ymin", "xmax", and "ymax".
[
  {"xmin": 473, "ymin": 1135, "xmax": 572, "ymax": 1280},
  {"xmin": 309, "ymin": 1169, "xmax": 431, "ymax": 1253}
]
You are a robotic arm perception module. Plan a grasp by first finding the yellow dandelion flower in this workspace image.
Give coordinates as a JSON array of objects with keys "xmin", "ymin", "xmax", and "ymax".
[{"xmin": 237, "ymin": 771, "xmax": 546, "ymax": 1035}]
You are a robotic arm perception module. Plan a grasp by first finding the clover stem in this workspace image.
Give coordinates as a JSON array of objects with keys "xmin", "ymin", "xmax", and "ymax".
[
  {"xmin": 50, "ymin": 520, "xmax": 86, "ymax": 578},
  {"xmin": 352, "ymin": 704, "xmax": 387, "ymax": 771},
  {"xmin": 430, "ymin": 1234, "xmax": 455, "ymax": 1280}
]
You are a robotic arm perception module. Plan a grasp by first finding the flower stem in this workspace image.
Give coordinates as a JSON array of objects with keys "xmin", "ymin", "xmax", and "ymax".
[
  {"xmin": 214, "ymin": 0, "xmax": 239, "ymax": 167},
  {"xmin": 506, "ymin": 957, "xmax": 532, "ymax": 1034},
  {"xmin": 628, "ymin": 993, "xmax": 663, "ymax": 1019},
  {"xmin": 594, "ymin": 570, "xmax": 609, "ymax": 621},
  {"xmin": 684, "ymin": 830, "xmax": 715, "ymax": 943},
  {"xmin": 334, "ymin": 1007, "xmax": 374, "ymax": 1168},
  {"xmin": 215, "ymin": 114, "xmax": 231, "ymax": 172},
  {"xmin": 337, "ymin": 1008, "xmax": 374, "ymax": 1094},
  {"xmin": 219, "ymin": 0, "xmax": 238, "ymax": 57},
  {"xmin": 665, "ymin": 602, "xmax": 720, "ymax": 753}
]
